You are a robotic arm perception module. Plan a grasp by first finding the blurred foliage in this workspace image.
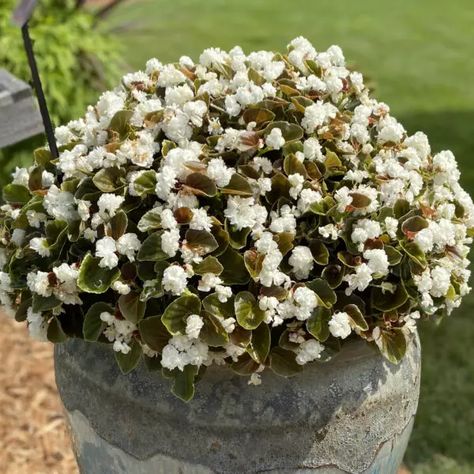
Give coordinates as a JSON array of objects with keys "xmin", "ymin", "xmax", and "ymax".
[{"xmin": 0, "ymin": 0, "xmax": 123, "ymax": 186}]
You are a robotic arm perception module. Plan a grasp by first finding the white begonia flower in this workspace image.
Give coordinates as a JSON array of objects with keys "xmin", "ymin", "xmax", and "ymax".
[
  {"xmin": 414, "ymin": 227, "xmax": 434, "ymax": 253},
  {"xmin": 97, "ymin": 193, "xmax": 125, "ymax": 219},
  {"xmin": 190, "ymin": 208, "xmax": 213, "ymax": 232},
  {"xmin": 301, "ymin": 101, "xmax": 338, "ymax": 133},
  {"xmin": 334, "ymin": 186, "xmax": 353, "ymax": 212},
  {"xmin": 248, "ymin": 373, "xmax": 262, "ymax": 386},
  {"xmin": 384, "ymin": 217, "xmax": 399, "ymax": 239},
  {"xmin": 96, "ymin": 236, "xmax": 118, "ymax": 269},
  {"xmin": 319, "ymin": 224, "xmax": 340, "ymax": 240},
  {"xmin": 363, "ymin": 249, "xmax": 389, "ymax": 276},
  {"xmin": 269, "ymin": 205, "xmax": 297, "ymax": 233},
  {"xmin": 27, "ymin": 271, "xmax": 51, "ymax": 297},
  {"xmin": 161, "ymin": 228, "xmax": 181, "ymax": 258},
  {"xmin": 343, "ymin": 263, "xmax": 373, "ymax": 295},
  {"xmin": 224, "ymin": 196, "xmax": 268, "ymax": 231},
  {"xmin": 293, "ymin": 287, "xmax": 318, "ymax": 321},
  {"xmin": 112, "ymin": 281, "xmax": 131, "ymax": 295},
  {"xmin": 216, "ymin": 285, "xmax": 233, "ymax": 303},
  {"xmin": 266, "ymin": 128, "xmax": 285, "ymax": 150},
  {"xmin": 161, "ymin": 335, "xmax": 209, "ymax": 371},
  {"xmin": 26, "ymin": 308, "xmax": 47, "ymax": 341},
  {"xmin": 289, "ymin": 246, "xmax": 314, "ymax": 280},
  {"xmin": 206, "ymin": 158, "xmax": 234, "ymax": 187},
  {"xmin": 351, "ymin": 219, "xmax": 382, "ymax": 249},
  {"xmin": 328, "ymin": 312, "xmax": 352, "ymax": 339},
  {"xmin": 430, "ymin": 266, "xmax": 451, "ymax": 298},
  {"xmin": 30, "ymin": 238, "xmax": 50, "ymax": 257},
  {"xmin": 198, "ymin": 273, "xmax": 222, "ymax": 292},
  {"xmin": 296, "ymin": 339, "xmax": 325, "ymax": 365},
  {"xmin": 303, "ymin": 137, "xmax": 324, "ymax": 161},
  {"xmin": 116, "ymin": 233, "xmax": 141, "ymax": 261},
  {"xmin": 288, "ymin": 173, "xmax": 305, "ymax": 200},
  {"xmin": 185, "ymin": 314, "xmax": 204, "ymax": 339},
  {"xmin": 162, "ymin": 265, "xmax": 188, "ymax": 295},
  {"xmin": 44, "ymin": 185, "xmax": 78, "ymax": 222}
]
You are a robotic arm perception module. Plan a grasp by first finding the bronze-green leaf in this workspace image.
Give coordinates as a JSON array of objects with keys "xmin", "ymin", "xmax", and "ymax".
[
  {"xmin": 248, "ymin": 323, "xmax": 271, "ymax": 364},
  {"xmin": 162, "ymin": 294, "xmax": 201, "ymax": 335},
  {"xmin": 139, "ymin": 316, "xmax": 169, "ymax": 352},
  {"xmin": 270, "ymin": 347, "xmax": 303, "ymax": 377},
  {"xmin": 235, "ymin": 291, "xmax": 265, "ymax": 330},
  {"xmin": 118, "ymin": 291, "xmax": 146, "ymax": 324}
]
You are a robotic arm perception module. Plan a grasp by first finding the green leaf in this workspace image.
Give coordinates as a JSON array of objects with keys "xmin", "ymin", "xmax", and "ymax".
[
  {"xmin": 244, "ymin": 249, "xmax": 264, "ymax": 281},
  {"xmin": 371, "ymin": 284, "xmax": 409, "ymax": 312},
  {"xmin": 170, "ymin": 365, "xmax": 198, "ymax": 402},
  {"xmin": 270, "ymin": 347, "xmax": 303, "ymax": 377},
  {"xmin": 83, "ymin": 302, "xmax": 114, "ymax": 342},
  {"xmin": 310, "ymin": 240, "xmax": 329, "ymax": 265},
  {"xmin": 225, "ymin": 220, "xmax": 251, "ymax": 249},
  {"xmin": 32, "ymin": 294, "xmax": 62, "ymax": 313},
  {"xmin": 266, "ymin": 173, "xmax": 291, "ymax": 204},
  {"xmin": 108, "ymin": 110, "xmax": 133, "ymax": 140},
  {"xmin": 118, "ymin": 291, "xmax": 146, "ymax": 324},
  {"xmin": 401, "ymin": 215, "xmax": 429, "ymax": 236},
  {"xmin": 265, "ymin": 121, "xmax": 304, "ymax": 142},
  {"xmin": 222, "ymin": 173, "xmax": 253, "ymax": 196},
  {"xmin": 218, "ymin": 247, "xmax": 250, "ymax": 285},
  {"xmin": 242, "ymin": 107, "xmax": 275, "ymax": 125},
  {"xmin": 235, "ymin": 291, "xmax": 265, "ymax": 330},
  {"xmin": 400, "ymin": 241, "xmax": 427, "ymax": 268},
  {"xmin": 137, "ymin": 208, "xmax": 162, "ymax": 232},
  {"xmin": 92, "ymin": 167, "xmax": 126, "ymax": 193},
  {"xmin": 231, "ymin": 353, "xmax": 259, "ymax": 375},
  {"xmin": 394, "ymin": 199, "xmax": 410, "ymax": 219},
  {"xmin": 3, "ymin": 184, "xmax": 30, "ymax": 205},
  {"xmin": 306, "ymin": 307, "xmax": 331, "ymax": 342},
  {"xmin": 373, "ymin": 327, "xmax": 407, "ymax": 364},
  {"xmin": 385, "ymin": 245, "xmax": 403, "ymax": 265},
  {"xmin": 137, "ymin": 231, "xmax": 169, "ymax": 261},
  {"xmin": 306, "ymin": 278, "xmax": 337, "ymax": 308},
  {"xmin": 283, "ymin": 153, "xmax": 307, "ymax": 177},
  {"xmin": 114, "ymin": 339, "xmax": 142, "ymax": 374},
  {"xmin": 185, "ymin": 229, "xmax": 219, "ymax": 255},
  {"xmin": 139, "ymin": 316, "xmax": 169, "ymax": 352},
  {"xmin": 47, "ymin": 317, "xmax": 68, "ymax": 343},
  {"xmin": 75, "ymin": 178, "xmax": 100, "ymax": 200},
  {"xmin": 200, "ymin": 311, "xmax": 229, "ymax": 347},
  {"xmin": 322, "ymin": 264, "xmax": 345, "ymax": 289},
  {"xmin": 344, "ymin": 304, "xmax": 369, "ymax": 331},
  {"xmin": 108, "ymin": 211, "xmax": 128, "ymax": 240},
  {"xmin": 193, "ymin": 256, "xmax": 224, "ymax": 275},
  {"xmin": 162, "ymin": 294, "xmax": 201, "ymax": 335},
  {"xmin": 77, "ymin": 254, "xmax": 120, "ymax": 294},
  {"xmin": 248, "ymin": 323, "xmax": 271, "ymax": 364},
  {"xmin": 28, "ymin": 166, "xmax": 43, "ymax": 191},
  {"xmin": 34, "ymin": 148, "xmax": 53, "ymax": 166},
  {"xmin": 348, "ymin": 192, "xmax": 372, "ymax": 210},
  {"xmin": 202, "ymin": 293, "xmax": 235, "ymax": 319},
  {"xmin": 133, "ymin": 170, "xmax": 157, "ymax": 196},
  {"xmin": 275, "ymin": 232, "xmax": 295, "ymax": 256},
  {"xmin": 185, "ymin": 173, "xmax": 217, "ymax": 197}
]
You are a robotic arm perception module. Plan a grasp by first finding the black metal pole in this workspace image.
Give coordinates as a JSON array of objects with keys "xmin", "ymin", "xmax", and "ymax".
[{"xmin": 21, "ymin": 21, "xmax": 59, "ymax": 158}]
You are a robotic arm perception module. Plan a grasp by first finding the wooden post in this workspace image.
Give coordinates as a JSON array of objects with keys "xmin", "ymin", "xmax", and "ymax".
[{"xmin": 0, "ymin": 69, "xmax": 44, "ymax": 148}]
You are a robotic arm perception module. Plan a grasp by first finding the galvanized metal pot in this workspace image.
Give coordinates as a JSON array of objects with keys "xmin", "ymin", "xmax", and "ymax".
[{"xmin": 55, "ymin": 334, "xmax": 420, "ymax": 474}]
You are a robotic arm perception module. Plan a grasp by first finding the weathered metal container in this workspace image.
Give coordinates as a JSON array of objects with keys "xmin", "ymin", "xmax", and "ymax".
[{"xmin": 55, "ymin": 334, "xmax": 420, "ymax": 474}]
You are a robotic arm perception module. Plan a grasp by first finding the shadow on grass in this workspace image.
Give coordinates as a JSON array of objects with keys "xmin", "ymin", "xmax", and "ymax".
[{"xmin": 400, "ymin": 109, "xmax": 474, "ymax": 471}]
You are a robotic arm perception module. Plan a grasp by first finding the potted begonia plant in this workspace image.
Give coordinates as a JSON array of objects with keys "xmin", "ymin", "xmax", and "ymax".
[{"xmin": 0, "ymin": 38, "xmax": 472, "ymax": 473}]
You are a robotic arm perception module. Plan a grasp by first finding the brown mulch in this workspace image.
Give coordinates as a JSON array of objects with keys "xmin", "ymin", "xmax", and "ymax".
[{"xmin": 0, "ymin": 313, "xmax": 78, "ymax": 474}]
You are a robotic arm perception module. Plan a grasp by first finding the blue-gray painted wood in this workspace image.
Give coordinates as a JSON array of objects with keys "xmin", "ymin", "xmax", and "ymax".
[{"xmin": 0, "ymin": 69, "xmax": 43, "ymax": 148}]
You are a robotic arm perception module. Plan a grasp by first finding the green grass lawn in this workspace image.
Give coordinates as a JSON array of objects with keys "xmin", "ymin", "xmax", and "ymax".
[{"xmin": 105, "ymin": 1, "xmax": 474, "ymax": 472}]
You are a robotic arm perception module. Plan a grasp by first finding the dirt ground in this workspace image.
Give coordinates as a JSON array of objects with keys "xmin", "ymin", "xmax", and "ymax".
[{"xmin": 0, "ymin": 313, "xmax": 78, "ymax": 474}]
